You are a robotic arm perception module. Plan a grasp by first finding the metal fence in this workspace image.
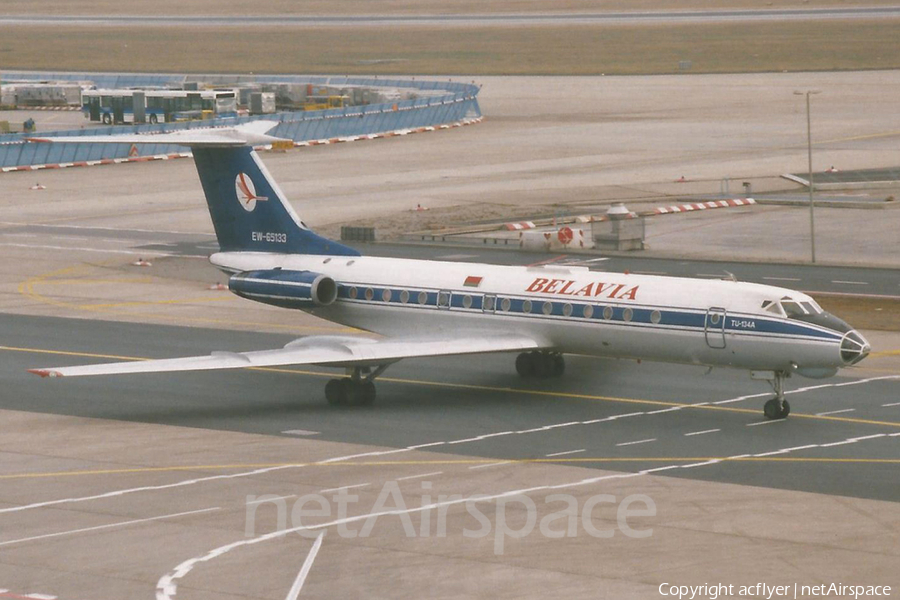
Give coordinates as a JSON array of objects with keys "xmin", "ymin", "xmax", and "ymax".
[{"xmin": 0, "ymin": 72, "xmax": 482, "ymax": 168}]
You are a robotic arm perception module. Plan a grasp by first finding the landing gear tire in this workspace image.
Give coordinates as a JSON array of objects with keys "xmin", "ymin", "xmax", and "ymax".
[
  {"xmin": 515, "ymin": 352, "xmax": 536, "ymax": 377},
  {"xmin": 325, "ymin": 378, "xmax": 347, "ymax": 406},
  {"xmin": 515, "ymin": 352, "xmax": 565, "ymax": 379},
  {"xmin": 325, "ymin": 379, "xmax": 376, "ymax": 407},
  {"xmin": 763, "ymin": 398, "xmax": 790, "ymax": 420}
]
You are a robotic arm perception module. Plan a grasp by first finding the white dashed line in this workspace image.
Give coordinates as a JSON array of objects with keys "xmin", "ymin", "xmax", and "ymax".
[
  {"xmin": 468, "ymin": 461, "xmax": 513, "ymax": 470},
  {"xmin": 831, "ymin": 280, "xmax": 868, "ymax": 285},
  {"xmin": 882, "ymin": 402, "xmax": 900, "ymax": 407},
  {"xmin": 746, "ymin": 419, "xmax": 787, "ymax": 426},
  {"xmin": 246, "ymin": 494, "xmax": 296, "ymax": 505},
  {"xmin": 816, "ymin": 408, "xmax": 856, "ymax": 416},
  {"xmin": 616, "ymin": 438, "xmax": 657, "ymax": 447},
  {"xmin": 684, "ymin": 429, "xmax": 720, "ymax": 437},
  {"xmin": 545, "ymin": 449, "xmax": 586, "ymax": 457},
  {"xmin": 281, "ymin": 429, "xmax": 320, "ymax": 436},
  {"xmin": 319, "ymin": 483, "xmax": 370, "ymax": 494},
  {"xmin": 0, "ymin": 507, "xmax": 220, "ymax": 548},
  {"xmin": 762, "ymin": 276, "xmax": 801, "ymax": 282},
  {"xmin": 397, "ymin": 471, "xmax": 443, "ymax": 481}
]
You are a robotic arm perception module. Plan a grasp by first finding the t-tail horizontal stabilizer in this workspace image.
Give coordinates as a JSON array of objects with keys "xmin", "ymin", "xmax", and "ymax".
[
  {"xmin": 26, "ymin": 120, "xmax": 287, "ymax": 148},
  {"xmin": 27, "ymin": 121, "xmax": 360, "ymax": 256}
]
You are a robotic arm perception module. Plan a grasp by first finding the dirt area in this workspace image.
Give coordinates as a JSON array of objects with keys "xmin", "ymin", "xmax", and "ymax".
[
  {"xmin": 3, "ymin": 0, "xmax": 898, "ymax": 16},
  {"xmin": 816, "ymin": 296, "xmax": 900, "ymax": 332},
  {"xmin": 3, "ymin": 18, "xmax": 900, "ymax": 75}
]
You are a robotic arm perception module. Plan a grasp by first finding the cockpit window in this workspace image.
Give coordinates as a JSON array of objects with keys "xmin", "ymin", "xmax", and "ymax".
[
  {"xmin": 762, "ymin": 300, "xmax": 785, "ymax": 316},
  {"xmin": 800, "ymin": 301, "xmax": 821, "ymax": 315},
  {"xmin": 780, "ymin": 296, "xmax": 808, "ymax": 317}
]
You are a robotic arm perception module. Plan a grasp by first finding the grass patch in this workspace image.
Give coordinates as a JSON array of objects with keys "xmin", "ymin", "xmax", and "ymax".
[{"xmin": 2, "ymin": 20, "xmax": 900, "ymax": 75}]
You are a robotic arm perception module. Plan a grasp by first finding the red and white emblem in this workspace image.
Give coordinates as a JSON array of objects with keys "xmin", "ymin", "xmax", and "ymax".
[{"xmin": 235, "ymin": 173, "xmax": 268, "ymax": 212}]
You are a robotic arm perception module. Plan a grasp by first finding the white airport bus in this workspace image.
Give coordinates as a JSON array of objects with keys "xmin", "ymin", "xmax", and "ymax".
[{"xmin": 81, "ymin": 89, "xmax": 238, "ymax": 124}]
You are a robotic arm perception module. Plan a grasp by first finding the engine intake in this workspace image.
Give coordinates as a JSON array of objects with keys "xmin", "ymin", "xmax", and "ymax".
[{"xmin": 228, "ymin": 269, "xmax": 337, "ymax": 308}]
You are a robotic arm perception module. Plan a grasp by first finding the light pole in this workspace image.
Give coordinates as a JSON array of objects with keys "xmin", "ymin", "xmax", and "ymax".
[{"xmin": 794, "ymin": 90, "xmax": 821, "ymax": 263}]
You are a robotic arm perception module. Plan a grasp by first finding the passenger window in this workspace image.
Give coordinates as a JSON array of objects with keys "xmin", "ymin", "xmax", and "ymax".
[
  {"xmin": 522, "ymin": 300, "xmax": 533, "ymax": 314},
  {"xmin": 582, "ymin": 305, "xmax": 594, "ymax": 319}
]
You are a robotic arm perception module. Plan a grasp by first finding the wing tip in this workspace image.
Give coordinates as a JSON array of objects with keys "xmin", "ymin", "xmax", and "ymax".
[{"xmin": 28, "ymin": 369, "xmax": 63, "ymax": 378}]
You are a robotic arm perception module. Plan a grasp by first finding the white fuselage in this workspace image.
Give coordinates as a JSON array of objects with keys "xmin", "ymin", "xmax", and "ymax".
[{"xmin": 211, "ymin": 252, "xmax": 855, "ymax": 376}]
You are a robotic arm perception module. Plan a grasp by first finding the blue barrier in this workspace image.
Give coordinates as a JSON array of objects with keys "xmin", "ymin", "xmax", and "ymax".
[{"xmin": 1, "ymin": 71, "xmax": 482, "ymax": 169}]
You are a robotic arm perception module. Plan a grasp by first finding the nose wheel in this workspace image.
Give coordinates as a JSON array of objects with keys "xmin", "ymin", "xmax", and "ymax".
[{"xmin": 762, "ymin": 371, "xmax": 791, "ymax": 420}]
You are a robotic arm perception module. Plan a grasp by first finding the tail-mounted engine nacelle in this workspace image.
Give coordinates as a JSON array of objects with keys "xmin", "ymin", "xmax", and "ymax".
[{"xmin": 228, "ymin": 269, "xmax": 338, "ymax": 309}]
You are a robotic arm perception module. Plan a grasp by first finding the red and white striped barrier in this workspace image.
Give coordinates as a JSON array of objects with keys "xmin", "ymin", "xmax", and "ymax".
[
  {"xmin": 14, "ymin": 105, "xmax": 81, "ymax": 111},
  {"xmin": 1, "ymin": 151, "xmax": 193, "ymax": 173},
  {"xmin": 504, "ymin": 221, "xmax": 536, "ymax": 231},
  {"xmin": 0, "ymin": 117, "xmax": 484, "ymax": 174},
  {"xmin": 652, "ymin": 198, "xmax": 755, "ymax": 215}
]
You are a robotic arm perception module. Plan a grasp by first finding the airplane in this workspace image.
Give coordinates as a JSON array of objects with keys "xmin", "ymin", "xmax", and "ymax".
[{"xmin": 27, "ymin": 122, "xmax": 871, "ymax": 419}]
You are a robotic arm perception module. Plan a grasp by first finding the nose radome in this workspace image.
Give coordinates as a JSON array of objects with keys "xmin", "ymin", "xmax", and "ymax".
[{"xmin": 840, "ymin": 330, "xmax": 870, "ymax": 365}]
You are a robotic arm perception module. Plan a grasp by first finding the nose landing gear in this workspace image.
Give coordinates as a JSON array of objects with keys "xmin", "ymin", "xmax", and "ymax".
[{"xmin": 762, "ymin": 371, "xmax": 791, "ymax": 420}]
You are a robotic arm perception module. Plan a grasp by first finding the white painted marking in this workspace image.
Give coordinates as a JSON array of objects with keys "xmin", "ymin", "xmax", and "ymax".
[
  {"xmin": 407, "ymin": 441, "xmax": 446, "ymax": 449},
  {"xmin": 0, "ymin": 507, "xmax": 219, "ymax": 548},
  {"xmin": 640, "ymin": 465, "xmax": 681, "ymax": 474},
  {"xmin": 882, "ymin": 401, "xmax": 900, "ymax": 407},
  {"xmin": 681, "ymin": 459, "xmax": 722, "ymax": 468},
  {"xmin": 831, "ymin": 280, "xmax": 868, "ymax": 285},
  {"xmin": 713, "ymin": 393, "xmax": 768, "ymax": 405},
  {"xmin": 448, "ymin": 431, "xmax": 513, "ymax": 444},
  {"xmin": 820, "ymin": 440, "xmax": 853, "ymax": 447},
  {"xmin": 545, "ymin": 449, "xmax": 586, "ymax": 457},
  {"xmin": 646, "ymin": 407, "xmax": 681, "ymax": 415},
  {"xmin": 746, "ymin": 419, "xmax": 786, "ymax": 426},
  {"xmin": 397, "ymin": 471, "xmax": 443, "ymax": 481},
  {"xmin": 247, "ymin": 495, "xmax": 296, "ymax": 505},
  {"xmin": 24, "ymin": 595, "xmax": 56, "ymax": 600},
  {"xmin": 616, "ymin": 438, "xmax": 656, "ymax": 447},
  {"xmin": 319, "ymin": 483, "xmax": 369, "ymax": 494},
  {"xmin": 762, "ymin": 276, "xmax": 801, "ymax": 282},
  {"xmin": 684, "ymin": 428, "xmax": 720, "ymax": 437},
  {"xmin": 850, "ymin": 434, "xmax": 886, "ymax": 442},
  {"xmin": 610, "ymin": 412, "xmax": 646, "ymax": 420},
  {"xmin": 816, "ymin": 408, "xmax": 856, "ymax": 416},
  {"xmin": 282, "ymin": 430, "xmax": 320, "ymax": 436},
  {"xmin": 285, "ymin": 532, "xmax": 324, "ymax": 600},
  {"xmin": 890, "ymin": 432, "xmax": 900, "ymax": 437},
  {"xmin": 468, "ymin": 461, "xmax": 512, "ymax": 470}
]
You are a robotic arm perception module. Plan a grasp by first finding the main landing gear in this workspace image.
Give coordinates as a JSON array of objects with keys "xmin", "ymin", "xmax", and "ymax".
[
  {"xmin": 762, "ymin": 371, "xmax": 791, "ymax": 420},
  {"xmin": 515, "ymin": 351, "xmax": 565, "ymax": 379},
  {"xmin": 325, "ymin": 365, "xmax": 389, "ymax": 407}
]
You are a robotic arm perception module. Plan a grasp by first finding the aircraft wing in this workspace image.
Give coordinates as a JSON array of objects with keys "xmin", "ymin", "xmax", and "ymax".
[{"xmin": 28, "ymin": 333, "xmax": 548, "ymax": 378}]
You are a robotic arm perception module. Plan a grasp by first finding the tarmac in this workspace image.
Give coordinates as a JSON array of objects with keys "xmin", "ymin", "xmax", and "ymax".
[{"xmin": 0, "ymin": 71, "xmax": 898, "ymax": 599}]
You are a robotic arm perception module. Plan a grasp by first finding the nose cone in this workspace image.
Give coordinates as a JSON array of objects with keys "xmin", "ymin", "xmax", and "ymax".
[{"xmin": 841, "ymin": 330, "xmax": 870, "ymax": 366}]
